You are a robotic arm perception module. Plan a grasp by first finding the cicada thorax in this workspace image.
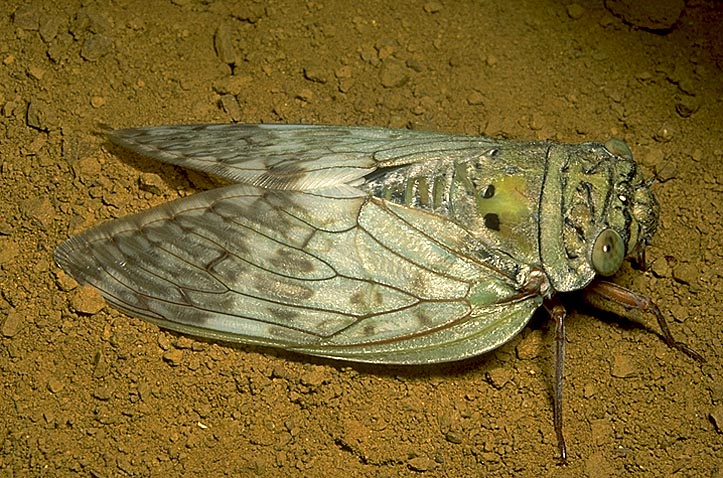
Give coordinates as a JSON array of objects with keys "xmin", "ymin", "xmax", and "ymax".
[
  {"xmin": 357, "ymin": 142, "xmax": 555, "ymax": 308},
  {"xmin": 360, "ymin": 142, "xmax": 549, "ymax": 268}
]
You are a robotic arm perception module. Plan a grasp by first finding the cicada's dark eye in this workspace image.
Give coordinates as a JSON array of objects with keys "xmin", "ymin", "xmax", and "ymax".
[{"xmin": 591, "ymin": 228, "xmax": 625, "ymax": 276}]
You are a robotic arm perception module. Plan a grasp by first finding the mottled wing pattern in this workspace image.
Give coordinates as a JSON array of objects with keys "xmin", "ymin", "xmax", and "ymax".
[
  {"xmin": 108, "ymin": 124, "xmax": 499, "ymax": 190},
  {"xmin": 56, "ymin": 125, "xmax": 541, "ymax": 364}
]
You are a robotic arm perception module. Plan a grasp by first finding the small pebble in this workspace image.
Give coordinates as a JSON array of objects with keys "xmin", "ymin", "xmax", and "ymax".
[
  {"xmin": 582, "ymin": 381, "xmax": 597, "ymax": 399},
  {"xmin": 676, "ymin": 96, "xmax": 700, "ymax": 118},
  {"xmin": 157, "ymin": 334, "xmax": 172, "ymax": 351},
  {"xmin": 486, "ymin": 367, "xmax": 513, "ymax": 389},
  {"xmin": 26, "ymin": 100, "xmax": 54, "ymax": 131},
  {"xmin": 47, "ymin": 376, "xmax": 65, "ymax": 393},
  {"xmin": 299, "ymin": 365, "xmax": 327, "ymax": 387},
  {"xmin": 0, "ymin": 220, "xmax": 12, "ymax": 236},
  {"xmin": 219, "ymin": 94, "xmax": 242, "ymax": 121},
  {"xmin": 138, "ymin": 172, "xmax": 164, "ymax": 195},
  {"xmin": 335, "ymin": 66, "xmax": 352, "ymax": 79},
  {"xmin": 12, "ymin": 5, "xmax": 40, "ymax": 30},
  {"xmin": 567, "ymin": 4, "xmax": 585, "ymax": 19},
  {"xmin": 39, "ymin": 16, "xmax": 62, "ymax": 42},
  {"xmin": 173, "ymin": 336, "xmax": 195, "ymax": 349},
  {"xmin": 303, "ymin": 66, "xmax": 328, "ymax": 84},
  {"xmin": 467, "ymin": 91, "xmax": 484, "ymax": 106},
  {"xmin": 187, "ymin": 357, "xmax": 201, "ymax": 371},
  {"xmin": 81, "ymin": 34, "xmax": 113, "ymax": 61},
  {"xmin": 27, "ymin": 65, "xmax": 45, "ymax": 80},
  {"xmin": 212, "ymin": 75, "xmax": 251, "ymax": 96},
  {"xmin": 70, "ymin": 285, "xmax": 105, "ymax": 315},
  {"xmin": 408, "ymin": 456, "xmax": 435, "ymax": 472},
  {"xmin": 654, "ymin": 161, "xmax": 678, "ymax": 183},
  {"xmin": 672, "ymin": 262, "xmax": 698, "ymax": 286},
  {"xmin": 163, "ymin": 349, "xmax": 184, "ymax": 366},
  {"xmin": 90, "ymin": 96, "xmax": 106, "ymax": 108},
  {"xmin": 653, "ymin": 126, "xmax": 674, "ymax": 143},
  {"xmin": 423, "ymin": 1, "xmax": 442, "ymax": 13},
  {"xmin": 92, "ymin": 384, "xmax": 113, "ymax": 401},
  {"xmin": 380, "ymin": 62, "xmax": 408, "ymax": 88},
  {"xmin": 445, "ymin": 430, "xmax": 463, "ymax": 444},
  {"xmin": 611, "ymin": 354, "xmax": 637, "ymax": 378},
  {"xmin": 2, "ymin": 309, "xmax": 24, "ymax": 337},
  {"xmin": 710, "ymin": 406, "xmax": 723, "ymax": 433},
  {"xmin": 213, "ymin": 24, "xmax": 238, "ymax": 65},
  {"xmin": 516, "ymin": 329, "xmax": 543, "ymax": 360},
  {"xmin": 93, "ymin": 350, "xmax": 109, "ymax": 378},
  {"xmin": 21, "ymin": 196, "xmax": 55, "ymax": 231},
  {"xmin": 296, "ymin": 88, "xmax": 313, "ymax": 102}
]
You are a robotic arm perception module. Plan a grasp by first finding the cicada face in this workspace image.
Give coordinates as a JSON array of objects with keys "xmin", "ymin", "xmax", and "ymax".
[{"xmin": 577, "ymin": 139, "xmax": 660, "ymax": 282}]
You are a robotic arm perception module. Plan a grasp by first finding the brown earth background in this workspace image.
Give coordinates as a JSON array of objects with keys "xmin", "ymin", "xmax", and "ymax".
[{"xmin": 1, "ymin": 1, "xmax": 722, "ymax": 477}]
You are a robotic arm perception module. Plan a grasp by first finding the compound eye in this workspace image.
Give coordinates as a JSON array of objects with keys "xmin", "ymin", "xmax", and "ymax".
[
  {"xmin": 591, "ymin": 228, "xmax": 625, "ymax": 276},
  {"xmin": 604, "ymin": 139, "xmax": 633, "ymax": 160}
]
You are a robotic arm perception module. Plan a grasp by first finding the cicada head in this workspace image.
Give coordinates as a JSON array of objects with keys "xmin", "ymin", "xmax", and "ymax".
[{"xmin": 589, "ymin": 140, "xmax": 660, "ymax": 277}]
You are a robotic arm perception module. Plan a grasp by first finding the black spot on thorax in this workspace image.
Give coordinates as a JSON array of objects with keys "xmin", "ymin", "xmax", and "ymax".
[{"xmin": 484, "ymin": 213, "xmax": 500, "ymax": 231}]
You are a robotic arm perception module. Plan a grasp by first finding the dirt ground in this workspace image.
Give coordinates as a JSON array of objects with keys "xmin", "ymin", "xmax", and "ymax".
[{"xmin": 1, "ymin": 1, "xmax": 722, "ymax": 477}]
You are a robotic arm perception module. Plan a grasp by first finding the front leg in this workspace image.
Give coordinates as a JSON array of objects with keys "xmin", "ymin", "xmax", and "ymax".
[{"xmin": 582, "ymin": 280, "xmax": 704, "ymax": 363}]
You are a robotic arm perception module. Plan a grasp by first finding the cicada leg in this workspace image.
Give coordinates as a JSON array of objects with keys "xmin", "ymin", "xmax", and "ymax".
[
  {"xmin": 582, "ymin": 280, "xmax": 704, "ymax": 363},
  {"xmin": 543, "ymin": 297, "xmax": 569, "ymax": 465}
]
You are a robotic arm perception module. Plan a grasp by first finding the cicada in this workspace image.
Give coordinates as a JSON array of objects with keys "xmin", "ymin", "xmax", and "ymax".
[{"xmin": 55, "ymin": 124, "xmax": 702, "ymax": 461}]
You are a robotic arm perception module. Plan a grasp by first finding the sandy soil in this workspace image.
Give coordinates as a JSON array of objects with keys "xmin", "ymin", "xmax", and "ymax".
[{"xmin": 1, "ymin": 1, "xmax": 722, "ymax": 477}]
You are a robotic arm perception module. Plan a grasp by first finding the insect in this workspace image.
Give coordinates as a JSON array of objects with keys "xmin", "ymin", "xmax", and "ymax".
[{"xmin": 55, "ymin": 124, "xmax": 702, "ymax": 462}]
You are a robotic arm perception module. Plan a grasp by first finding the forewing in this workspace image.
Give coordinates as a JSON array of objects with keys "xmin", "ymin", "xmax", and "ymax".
[
  {"xmin": 55, "ymin": 185, "xmax": 539, "ymax": 364},
  {"xmin": 108, "ymin": 124, "xmax": 500, "ymax": 190}
]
